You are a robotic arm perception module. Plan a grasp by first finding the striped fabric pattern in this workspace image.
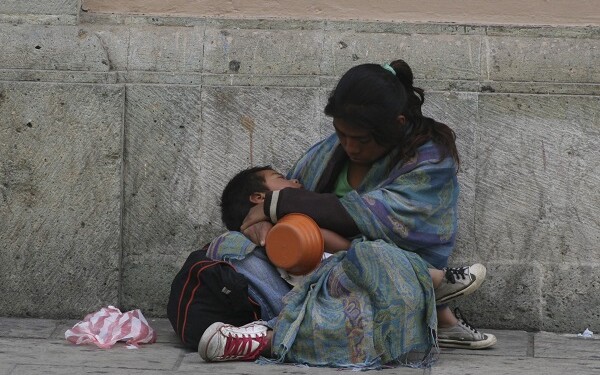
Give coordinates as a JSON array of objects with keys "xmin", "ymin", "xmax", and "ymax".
[{"xmin": 65, "ymin": 306, "xmax": 156, "ymax": 349}]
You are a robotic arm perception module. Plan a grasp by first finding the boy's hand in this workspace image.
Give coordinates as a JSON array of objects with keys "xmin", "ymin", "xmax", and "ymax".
[
  {"xmin": 241, "ymin": 203, "xmax": 269, "ymax": 231},
  {"xmin": 242, "ymin": 221, "xmax": 273, "ymax": 246},
  {"xmin": 241, "ymin": 203, "xmax": 271, "ymax": 246}
]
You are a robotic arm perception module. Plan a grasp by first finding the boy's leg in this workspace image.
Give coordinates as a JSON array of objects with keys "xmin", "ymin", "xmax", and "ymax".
[
  {"xmin": 199, "ymin": 321, "xmax": 273, "ymax": 362},
  {"xmin": 199, "ymin": 248, "xmax": 288, "ymax": 362},
  {"xmin": 227, "ymin": 248, "xmax": 292, "ymax": 324}
]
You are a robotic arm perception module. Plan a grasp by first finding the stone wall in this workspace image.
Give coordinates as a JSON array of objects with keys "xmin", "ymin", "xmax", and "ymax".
[{"xmin": 1, "ymin": 1, "xmax": 599, "ymax": 332}]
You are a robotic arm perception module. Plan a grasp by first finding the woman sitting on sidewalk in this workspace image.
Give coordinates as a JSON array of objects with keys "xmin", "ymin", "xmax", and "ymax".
[{"xmin": 201, "ymin": 59, "xmax": 496, "ymax": 367}]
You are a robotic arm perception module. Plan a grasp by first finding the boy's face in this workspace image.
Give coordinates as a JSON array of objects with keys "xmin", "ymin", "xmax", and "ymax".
[{"xmin": 260, "ymin": 170, "xmax": 302, "ymax": 191}]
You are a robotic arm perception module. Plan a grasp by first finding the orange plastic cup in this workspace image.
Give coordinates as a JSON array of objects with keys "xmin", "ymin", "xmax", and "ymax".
[{"xmin": 265, "ymin": 213, "xmax": 324, "ymax": 275}]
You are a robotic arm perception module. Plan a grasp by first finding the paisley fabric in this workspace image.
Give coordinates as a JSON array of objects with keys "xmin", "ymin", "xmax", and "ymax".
[
  {"xmin": 207, "ymin": 231, "xmax": 257, "ymax": 261},
  {"xmin": 287, "ymin": 134, "xmax": 459, "ymax": 270},
  {"xmin": 266, "ymin": 134, "xmax": 459, "ymax": 367},
  {"xmin": 271, "ymin": 239, "xmax": 437, "ymax": 368},
  {"xmin": 207, "ymin": 232, "xmax": 438, "ymax": 368}
]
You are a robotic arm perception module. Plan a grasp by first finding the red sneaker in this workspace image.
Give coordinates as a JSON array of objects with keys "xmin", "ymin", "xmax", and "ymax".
[{"xmin": 198, "ymin": 321, "xmax": 269, "ymax": 362}]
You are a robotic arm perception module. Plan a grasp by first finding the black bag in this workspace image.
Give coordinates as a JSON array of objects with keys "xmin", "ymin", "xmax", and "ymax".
[{"xmin": 167, "ymin": 245, "xmax": 261, "ymax": 349}]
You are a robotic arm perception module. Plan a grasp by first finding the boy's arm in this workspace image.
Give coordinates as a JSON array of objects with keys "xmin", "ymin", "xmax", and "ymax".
[{"xmin": 320, "ymin": 228, "xmax": 351, "ymax": 253}]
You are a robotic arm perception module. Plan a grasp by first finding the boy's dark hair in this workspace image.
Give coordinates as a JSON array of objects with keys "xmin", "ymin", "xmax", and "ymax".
[{"xmin": 220, "ymin": 165, "xmax": 273, "ymax": 231}]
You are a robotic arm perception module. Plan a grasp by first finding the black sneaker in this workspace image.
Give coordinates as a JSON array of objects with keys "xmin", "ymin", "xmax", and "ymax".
[
  {"xmin": 435, "ymin": 264, "xmax": 486, "ymax": 303},
  {"xmin": 437, "ymin": 308, "xmax": 497, "ymax": 349}
]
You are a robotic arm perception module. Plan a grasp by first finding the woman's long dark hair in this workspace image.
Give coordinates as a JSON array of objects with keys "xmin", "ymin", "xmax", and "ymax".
[{"xmin": 324, "ymin": 59, "xmax": 459, "ymax": 169}]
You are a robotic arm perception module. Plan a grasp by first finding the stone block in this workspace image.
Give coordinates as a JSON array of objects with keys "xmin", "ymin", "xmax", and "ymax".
[
  {"xmin": 534, "ymin": 331, "xmax": 600, "ymax": 359},
  {"xmin": 189, "ymin": 85, "xmax": 325, "ymax": 271},
  {"xmin": 485, "ymin": 35, "xmax": 600, "ymax": 83},
  {"xmin": 541, "ymin": 263, "xmax": 600, "ymax": 332},
  {"xmin": 0, "ymin": 82, "xmax": 124, "ymax": 317},
  {"xmin": 432, "ymin": 355, "xmax": 600, "ymax": 375},
  {"xmin": 0, "ymin": 69, "xmax": 117, "ymax": 84},
  {"xmin": 0, "ymin": 14, "xmax": 77, "ymax": 26},
  {"xmin": 181, "ymin": 354, "xmax": 362, "ymax": 374},
  {"xmin": 206, "ymin": 18, "xmax": 325, "ymax": 31},
  {"xmin": 0, "ymin": 24, "xmax": 126, "ymax": 72},
  {"xmin": 128, "ymin": 26, "xmax": 204, "ymax": 72},
  {"xmin": 86, "ymin": 25, "xmax": 131, "ymax": 71},
  {"xmin": 474, "ymin": 94, "xmax": 600, "ymax": 264},
  {"xmin": 423, "ymin": 91, "xmax": 479, "ymax": 260},
  {"xmin": 0, "ymin": 363, "xmax": 12, "ymax": 375},
  {"xmin": 322, "ymin": 32, "xmax": 482, "ymax": 80},
  {"xmin": 0, "ymin": 318, "xmax": 57, "ymax": 338},
  {"xmin": 0, "ymin": 0, "xmax": 78, "ymax": 16},
  {"xmin": 199, "ymin": 85, "xmax": 324, "ymax": 191},
  {"xmin": 0, "ymin": 338, "xmax": 183, "ymax": 370},
  {"xmin": 146, "ymin": 318, "xmax": 181, "ymax": 345},
  {"xmin": 201, "ymin": 74, "xmax": 320, "ymax": 87},
  {"xmin": 326, "ymin": 21, "xmax": 485, "ymax": 36},
  {"xmin": 446, "ymin": 261, "xmax": 544, "ymax": 330},
  {"xmin": 418, "ymin": 78, "xmax": 481, "ymax": 93},
  {"xmin": 203, "ymin": 28, "xmax": 323, "ymax": 75},
  {"xmin": 49, "ymin": 320, "xmax": 78, "ymax": 340},
  {"xmin": 117, "ymin": 71, "xmax": 203, "ymax": 85},
  {"xmin": 479, "ymin": 81, "xmax": 600, "ymax": 96},
  {"xmin": 485, "ymin": 25, "xmax": 599, "ymax": 39},
  {"xmin": 10, "ymin": 367, "xmax": 174, "ymax": 375},
  {"xmin": 120, "ymin": 84, "xmax": 210, "ymax": 316},
  {"xmin": 438, "ymin": 329, "xmax": 529, "ymax": 357}
]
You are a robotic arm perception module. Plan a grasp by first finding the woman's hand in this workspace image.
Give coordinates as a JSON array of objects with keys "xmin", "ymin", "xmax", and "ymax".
[{"xmin": 242, "ymin": 221, "xmax": 273, "ymax": 246}]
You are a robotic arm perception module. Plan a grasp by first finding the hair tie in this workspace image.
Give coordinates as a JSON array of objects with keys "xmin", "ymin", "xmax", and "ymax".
[{"xmin": 382, "ymin": 63, "xmax": 396, "ymax": 76}]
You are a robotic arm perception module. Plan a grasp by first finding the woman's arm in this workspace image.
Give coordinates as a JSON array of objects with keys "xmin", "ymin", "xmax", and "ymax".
[
  {"xmin": 262, "ymin": 148, "xmax": 458, "ymax": 269},
  {"xmin": 240, "ymin": 200, "xmax": 352, "ymax": 251},
  {"xmin": 262, "ymin": 188, "xmax": 360, "ymax": 237}
]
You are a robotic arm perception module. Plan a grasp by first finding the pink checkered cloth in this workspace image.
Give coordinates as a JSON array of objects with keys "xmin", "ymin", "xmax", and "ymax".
[{"xmin": 65, "ymin": 306, "xmax": 157, "ymax": 349}]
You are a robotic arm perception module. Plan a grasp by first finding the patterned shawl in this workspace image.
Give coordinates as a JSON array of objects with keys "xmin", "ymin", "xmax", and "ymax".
[
  {"xmin": 266, "ymin": 134, "xmax": 460, "ymax": 367},
  {"xmin": 271, "ymin": 239, "xmax": 437, "ymax": 368},
  {"xmin": 287, "ymin": 134, "xmax": 459, "ymax": 270},
  {"xmin": 207, "ymin": 232, "xmax": 439, "ymax": 368}
]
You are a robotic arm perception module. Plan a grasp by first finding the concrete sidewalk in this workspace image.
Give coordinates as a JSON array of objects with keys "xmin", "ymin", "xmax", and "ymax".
[{"xmin": 1, "ymin": 317, "xmax": 599, "ymax": 375}]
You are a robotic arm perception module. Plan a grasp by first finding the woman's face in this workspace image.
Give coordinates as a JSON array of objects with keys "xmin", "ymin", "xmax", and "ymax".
[{"xmin": 333, "ymin": 118, "xmax": 392, "ymax": 166}]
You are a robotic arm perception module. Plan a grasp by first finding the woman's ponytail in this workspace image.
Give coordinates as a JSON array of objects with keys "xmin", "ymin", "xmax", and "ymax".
[{"xmin": 387, "ymin": 59, "xmax": 459, "ymax": 169}]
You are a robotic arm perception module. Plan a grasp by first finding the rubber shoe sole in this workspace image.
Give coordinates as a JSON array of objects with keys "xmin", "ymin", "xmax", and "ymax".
[
  {"xmin": 436, "ymin": 264, "xmax": 487, "ymax": 304},
  {"xmin": 198, "ymin": 322, "xmax": 224, "ymax": 361},
  {"xmin": 198, "ymin": 321, "xmax": 268, "ymax": 362},
  {"xmin": 438, "ymin": 332, "xmax": 497, "ymax": 349}
]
